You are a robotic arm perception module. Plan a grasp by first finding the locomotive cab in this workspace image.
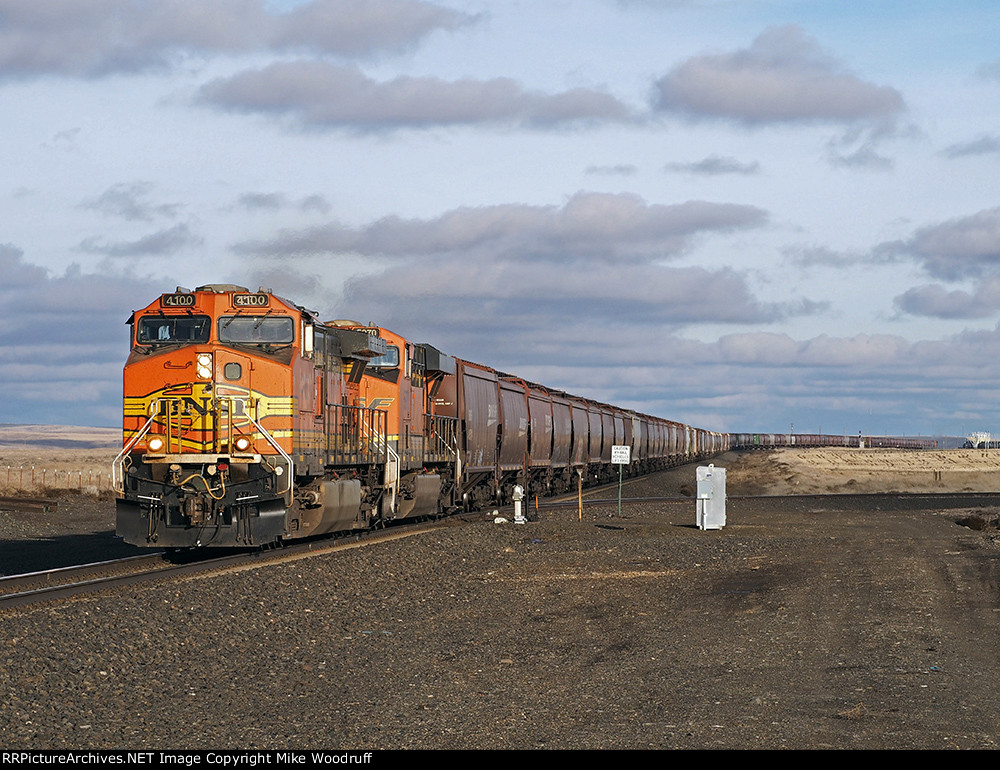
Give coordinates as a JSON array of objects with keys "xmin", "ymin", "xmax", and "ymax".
[{"xmin": 114, "ymin": 286, "xmax": 303, "ymax": 547}]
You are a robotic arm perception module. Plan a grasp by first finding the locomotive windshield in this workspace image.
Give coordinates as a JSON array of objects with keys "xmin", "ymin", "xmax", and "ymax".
[
  {"xmin": 218, "ymin": 316, "xmax": 294, "ymax": 344},
  {"xmin": 368, "ymin": 345, "xmax": 399, "ymax": 369},
  {"xmin": 136, "ymin": 316, "xmax": 210, "ymax": 345}
]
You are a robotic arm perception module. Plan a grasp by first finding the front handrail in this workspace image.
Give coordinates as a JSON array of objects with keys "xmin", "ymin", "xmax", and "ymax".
[{"xmin": 112, "ymin": 401, "xmax": 161, "ymax": 493}]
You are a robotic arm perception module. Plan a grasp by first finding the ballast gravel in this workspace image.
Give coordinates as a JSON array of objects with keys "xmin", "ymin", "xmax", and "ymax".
[{"xmin": 4, "ymin": 461, "xmax": 1000, "ymax": 749}]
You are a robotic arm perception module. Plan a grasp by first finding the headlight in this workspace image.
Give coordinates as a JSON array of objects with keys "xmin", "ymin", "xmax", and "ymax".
[
  {"xmin": 147, "ymin": 436, "xmax": 165, "ymax": 453},
  {"xmin": 233, "ymin": 436, "xmax": 252, "ymax": 452},
  {"xmin": 196, "ymin": 353, "xmax": 213, "ymax": 379}
]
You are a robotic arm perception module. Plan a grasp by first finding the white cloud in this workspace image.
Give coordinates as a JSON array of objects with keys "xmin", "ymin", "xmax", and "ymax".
[
  {"xmin": 79, "ymin": 223, "xmax": 202, "ymax": 258},
  {"xmin": 80, "ymin": 182, "xmax": 180, "ymax": 222},
  {"xmin": 235, "ymin": 191, "xmax": 768, "ymax": 261},
  {"xmin": 895, "ymin": 278, "xmax": 1000, "ymax": 319},
  {"xmin": 0, "ymin": 0, "xmax": 474, "ymax": 77},
  {"xmin": 199, "ymin": 61, "xmax": 633, "ymax": 130},
  {"xmin": 653, "ymin": 24, "xmax": 905, "ymax": 128},
  {"xmin": 664, "ymin": 155, "xmax": 760, "ymax": 176},
  {"xmin": 888, "ymin": 207, "xmax": 1000, "ymax": 281}
]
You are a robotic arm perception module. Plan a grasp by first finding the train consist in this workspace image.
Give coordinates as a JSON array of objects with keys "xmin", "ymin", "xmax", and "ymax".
[
  {"xmin": 731, "ymin": 433, "xmax": 935, "ymax": 450},
  {"xmin": 113, "ymin": 285, "xmax": 934, "ymax": 548}
]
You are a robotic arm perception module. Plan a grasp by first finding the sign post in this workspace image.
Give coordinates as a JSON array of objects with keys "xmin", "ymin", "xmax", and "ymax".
[{"xmin": 611, "ymin": 445, "xmax": 631, "ymax": 518}]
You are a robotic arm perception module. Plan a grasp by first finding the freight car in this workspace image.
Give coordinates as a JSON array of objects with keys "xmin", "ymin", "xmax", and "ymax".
[
  {"xmin": 114, "ymin": 285, "xmax": 730, "ymax": 548},
  {"xmin": 731, "ymin": 434, "xmax": 936, "ymax": 449}
]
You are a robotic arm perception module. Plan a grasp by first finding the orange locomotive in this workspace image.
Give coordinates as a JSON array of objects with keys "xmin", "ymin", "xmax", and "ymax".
[{"xmin": 114, "ymin": 285, "xmax": 455, "ymax": 547}]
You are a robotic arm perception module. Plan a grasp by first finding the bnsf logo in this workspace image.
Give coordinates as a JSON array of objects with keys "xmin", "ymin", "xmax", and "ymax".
[{"xmin": 161, "ymin": 397, "xmax": 248, "ymax": 417}]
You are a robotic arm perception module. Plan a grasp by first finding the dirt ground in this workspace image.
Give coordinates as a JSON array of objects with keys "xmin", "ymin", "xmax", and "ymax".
[
  {"xmin": 6, "ymin": 433, "xmax": 1000, "ymax": 748},
  {"xmin": 725, "ymin": 447, "xmax": 1000, "ymax": 496},
  {"xmin": 5, "ymin": 458, "xmax": 1000, "ymax": 748}
]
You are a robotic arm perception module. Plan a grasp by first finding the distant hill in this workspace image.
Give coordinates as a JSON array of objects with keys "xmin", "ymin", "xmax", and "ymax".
[{"xmin": 0, "ymin": 425, "xmax": 121, "ymax": 450}]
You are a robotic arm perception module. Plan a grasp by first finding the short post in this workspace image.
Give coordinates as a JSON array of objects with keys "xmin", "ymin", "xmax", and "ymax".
[
  {"xmin": 611, "ymin": 445, "xmax": 631, "ymax": 518},
  {"xmin": 512, "ymin": 484, "xmax": 525, "ymax": 524}
]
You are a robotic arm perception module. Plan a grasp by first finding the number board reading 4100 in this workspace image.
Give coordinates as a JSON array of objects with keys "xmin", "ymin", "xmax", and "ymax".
[{"xmin": 233, "ymin": 293, "xmax": 269, "ymax": 307}]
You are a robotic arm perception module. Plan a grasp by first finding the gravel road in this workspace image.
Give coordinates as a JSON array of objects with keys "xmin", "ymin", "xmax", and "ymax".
[{"xmin": 3, "ymin": 460, "xmax": 1000, "ymax": 749}]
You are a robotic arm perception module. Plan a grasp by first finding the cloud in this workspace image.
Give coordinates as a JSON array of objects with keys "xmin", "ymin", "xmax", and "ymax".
[
  {"xmin": 235, "ymin": 192, "xmax": 332, "ymax": 214},
  {"xmin": 515, "ymin": 325, "xmax": 1000, "ymax": 433},
  {"xmin": 234, "ymin": 191, "xmax": 768, "ymax": 261},
  {"xmin": 237, "ymin": 193, "xmax": 289, "ymax": 212},
  {"xmin": 585, "ymin": 164, "xmax": 638, "ymax": 176},
  {"xmin": 81, "ymin": 182, "xmax": 180, "ymax": 221},
  {"xmin": 664, "ymin": 155, "xmax": 760, "ymax": 176},
  {"xmin": 894, "ymin": 278, "xmax": 1000, "ymax": 319},
  {"xmin": 0, "ymin": 248, "xmax": 162, "ymax": 425},
  {"xmin": 269, "ymin": 0, "xmax": 477, "ymax": 56},
  {"xmin": 300, "ymin": 195, "xmax": 332, "ymax": 215},
  {"xmin": 826, "ymin": 143, "xmax": 894, "ymax": 170},
  {"xmin": 652, "ymin": 24, "xmax": 905, "ymax": 128},
  {"xmin": 42, "ymin": 128, "xmax": 82, "ymax": 152},
  {"xmin": 784, "ymin": 245, "xmax": 856, "ymax": 267},
  {"xmin": 344, "ymin": 262, "xmax": 801, "ymax": 332},
  {"xmin": 79, "ymin": 223, "xmax": 202, "ymax": 257},
  {"xmin": 977, "ymin": 60, "xmax": 1000, "ymax": 81},
  {"xmin": 885, "ymin": 207, "xmax": 1000, "ymax": 281},
  {"xmin": 318, "ymin": 258, "xmax": 827, "ymax": 418},
  {"xmin": 0, "ymin": 243, "xmax": 46, "ymax": 288},
  {"xmin": 942, "ymin": 135, "xmax": 1000, "ymax": 158},
  {"xmin": 0, "ymin": 0, "xmax": 475, "ymax": 78},
  {"xmin": 199, "ymin": 61, "xmax": 632, "ymax": 131}
]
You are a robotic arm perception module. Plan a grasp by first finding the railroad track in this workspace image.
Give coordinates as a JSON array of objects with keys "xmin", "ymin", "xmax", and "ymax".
[
  {"xmin": 0, "ymin": 495, "xmax": 59, "ymax": 512},
  {"xmin": 0, "ymin": 515, "xmax": 469, "ymax": 611}
]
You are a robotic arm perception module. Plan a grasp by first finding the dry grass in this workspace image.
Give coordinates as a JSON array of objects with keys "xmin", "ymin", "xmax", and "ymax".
[{"xmin": 0, "ymin": 425, "xmax": 120, "ymax": 495}]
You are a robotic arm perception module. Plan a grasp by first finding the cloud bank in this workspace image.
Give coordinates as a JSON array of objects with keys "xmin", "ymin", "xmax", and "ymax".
[{"xmin": 0, "ymin": 0, "xmax": 474, "ymax": 77}]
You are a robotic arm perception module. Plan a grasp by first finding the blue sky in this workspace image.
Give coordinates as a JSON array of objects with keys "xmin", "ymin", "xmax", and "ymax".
[{"xmin": 2, "ymin": 0, "xmax": 1000, "ymax": 437}]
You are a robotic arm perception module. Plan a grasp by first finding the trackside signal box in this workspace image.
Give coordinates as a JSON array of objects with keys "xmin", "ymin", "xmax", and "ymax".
[{"xmin": 696, "ymin": 464, "xmax": 726, "ymax": 530}]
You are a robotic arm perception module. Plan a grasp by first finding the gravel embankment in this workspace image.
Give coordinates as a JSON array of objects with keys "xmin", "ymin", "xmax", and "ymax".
[{"xmin": 4, "ymin": 462, "xmax": 1000, "ymax": 749}]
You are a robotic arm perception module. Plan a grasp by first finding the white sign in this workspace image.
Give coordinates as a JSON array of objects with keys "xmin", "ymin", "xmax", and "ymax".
[{"xmin": 611, "ymin": 445, "xmax": 631, "ymax": 465}]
